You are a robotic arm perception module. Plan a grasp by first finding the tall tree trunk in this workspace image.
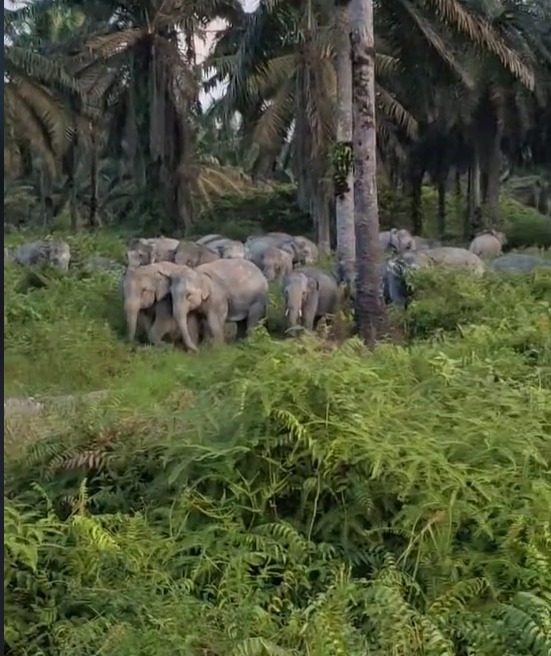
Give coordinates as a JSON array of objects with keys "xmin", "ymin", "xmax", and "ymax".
[
  {"xmin": 335, "ymin": 3, "xmax": 355, "ymax": 284},
  {"xmin": 349, "ymin": 0, "xmax": 385, "ymax": 345},
  {"xmin": 485, "ymin": 119, "xmax": 503, "ymax": 224}
]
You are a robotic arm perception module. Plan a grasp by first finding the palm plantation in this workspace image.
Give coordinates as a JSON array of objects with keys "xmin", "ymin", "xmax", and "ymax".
[{"xmin": 4, "ymin": 2, "xmax": 551, "ymax": 652}]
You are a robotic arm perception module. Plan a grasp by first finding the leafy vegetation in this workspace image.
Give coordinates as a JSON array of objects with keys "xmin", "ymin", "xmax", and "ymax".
[
  {"xmin": 4, "ymin": 229, "xmax": 551, "ymax": 655},
  {"xmin": 4, "ymin": 0, "xmax": 551, "ymax": 653}
]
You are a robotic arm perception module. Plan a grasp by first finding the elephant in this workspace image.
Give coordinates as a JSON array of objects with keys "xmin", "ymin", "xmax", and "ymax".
[
  {"xmin": 14, "ymin": 240, "xmax": 71, "ymax": 272},
  {"xmin": 266, "ymin": 233, "xmax": 319, "ymax": 264},
  {"xmin": 199, "ymin": 236, "xmax": 246, "ymax": 259},
  {"xmin": 379, "ymin": 228, "xmax": 415, "ymax": 253},
  {"xmin": 249, "ymin": 245, "xmax": 294, "ymax": 282},
  {"xmin": 469, "ymin": 230, "xmax": 507, "ymax": 258},
  {"xmin": 491, "ymin": 253, "xmax": 551, "ymax": 273},
  {"xmin": 281, "ymin": 266, "xmax": 340, "ymax": 331},
  {"xmin": 411, "ymin": 236, "xmax": 442, "ymax": 251},
  {"xmin": 196, "ymin": 234, "xmax": 224, "ymax": 246},
  {"xmin": 166, "ymin": 258, "xmax": 269, "ymax": 352},
  {"xmin": 174, "ymin": 241, "xmax": 220, "ymax": 267},
  {"xmin": 246, "ymin": 234, "xmax": 303, "ymax": 265},
  {"xmin": 127, "ymin": 237, "xmax": 180, "ymax": 268},
  {"xmin": 399, "ymin": 246, "xmax": 485, "ymax": 275},
  {"xmin": 122, "ymin": 261, "xmax": 189, "ymax": 341},
  {"xmin": 382, "ymin": 247, "xmax": 485, "ymax": 308},
  {"xmin": 137, "ymin": 297, "xmax": 204, "ymax": 349}
]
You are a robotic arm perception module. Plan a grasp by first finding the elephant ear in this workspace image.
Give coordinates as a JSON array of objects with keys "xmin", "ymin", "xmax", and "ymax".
[
  {"xmin": 307, "ymin": 277, "xmax": 319, "ymax": 293},
  {"xmin": 199, "ymin": 273, "xmax": 211, "ymax": 301},
  {"xmin": 154, "ymin": 271, "xmax": 172, "ymax": 301}
]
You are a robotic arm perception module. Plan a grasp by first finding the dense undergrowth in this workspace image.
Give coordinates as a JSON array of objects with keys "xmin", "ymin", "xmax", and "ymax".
[{"xmin": 4, "ymin": 227, "xmax": 551, "ymax": 656}]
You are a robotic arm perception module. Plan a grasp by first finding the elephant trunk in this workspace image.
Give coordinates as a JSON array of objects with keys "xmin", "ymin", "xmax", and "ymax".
[
  {"xmin": 285, "ymin": 290, "xmax": 303, "ymax": 328},
  {"xmin": 173, "ymin": 300, "xmax": 198, "ymax": 352}
]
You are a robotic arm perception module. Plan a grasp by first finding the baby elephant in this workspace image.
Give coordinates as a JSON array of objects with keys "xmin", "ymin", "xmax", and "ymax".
[
  {"xmin": 14, "ymin": 240, "xmax": 71, "ymax": 272},
  {"xmin": 138, "ymin": 297, "xmax": 204, "ymax": 350},
  {"xmin": 282, "ymin": 267, "xmax": 340, "ymax": 331}
]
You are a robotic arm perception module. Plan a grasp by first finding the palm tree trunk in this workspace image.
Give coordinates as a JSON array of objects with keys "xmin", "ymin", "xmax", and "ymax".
[
  {"xmin": 335, "ymin": 3, "xmax": 355, "ymax": 283},
  {"xmin": 349, "ymin": 0, "xmax": 385, "ymax": 345}
]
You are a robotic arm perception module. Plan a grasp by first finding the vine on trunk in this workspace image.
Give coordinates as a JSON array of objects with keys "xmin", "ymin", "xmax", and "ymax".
[{"xmin": 332, "ymin": 141, "xmax": 353, "ymax": 198}]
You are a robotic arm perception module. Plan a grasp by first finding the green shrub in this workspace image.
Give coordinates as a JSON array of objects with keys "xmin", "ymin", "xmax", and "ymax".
[
  {"xmin": 5, "ymin": 330, "xmax": 551, "ymax": 655},
  {"xmin": 5, "ymin": 232, "xmax": 551, "ymax": 655},
  {"xmin": 501, "ymin": 198, "xmax": 551, "ymax": 250}
]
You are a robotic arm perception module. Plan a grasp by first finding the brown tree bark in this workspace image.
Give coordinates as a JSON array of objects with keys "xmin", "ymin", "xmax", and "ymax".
[{"xmin": 349, "ymin": 0, "xmax": 385, "ymax": 345}]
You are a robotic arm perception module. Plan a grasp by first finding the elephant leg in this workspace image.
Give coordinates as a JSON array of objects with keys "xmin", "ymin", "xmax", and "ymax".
[
  {"xmin": 148, "ymin": 315, "xmax": 171, "ymax": 345},
  {"xmin": 246, "ymin": 299, "xmax": 267, "ymax": 336}
]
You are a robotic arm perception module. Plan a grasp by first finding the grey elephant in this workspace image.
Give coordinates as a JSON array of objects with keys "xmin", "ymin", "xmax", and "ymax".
[
  {"xmin": 127, "ymin": 237, "xmax": 179, "ymax": 268},
  {"xmin": 491, "ymin": 253, "xmax": 551, "ymax": 273},
  {"xmin": 122, "ymin": 261, "xmax": 190, "ymax": 341},
  {"xmin": 166, "ymin": 258, "xmax": 269, "ymax": 352},
  {"xmin": 14, "ymin": 240, "xmax": 71, "ymax": 272},
  {"xmin": 246, "ymin": 234, "xmax": 303, "ymax": 265},
  {"xmin": 411, "ymin": 236, "xmax": 442, "ymax": 251},
  {"xmin": 281, "ymin": 267, "xmax": 340, "ymax": 331},
  {"xmin": 402, "ymin": 246, "xmax": 486, "ymax": 276},
  {"xmin": 174, "ymin": 241, "xmax": 220, "ymax": 267},
  {"xmin": 197, "ymin": 235, "xmax": 246, "ymax": 259},
  {"xmin": 469, "ymin": 230, "xmax": 507, "ymax": 258},
  {"xmin": 136, "ymin": 296, "xmax": 204, "ymax": 349},
  {"xmin": 381, "ymin": 246, "xmax": 486, "ymax": 309},
  {"xmin": 266, "ymin": 233, "xmax": 319, "ymax": 264},
  {"xmin": 249, "ymin": 245, "xmax": 294, "ymax": 282},
  {"xmin": 379, "ymin": 228, "xmax": 415, "ymax": 253}
]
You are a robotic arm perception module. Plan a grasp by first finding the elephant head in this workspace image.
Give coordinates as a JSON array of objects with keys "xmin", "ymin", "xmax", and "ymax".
[
  {"xmin": 168, "ymin": 269, "xmax": 212, "ymax": 352},
  {"xmin": 490, "ymin": 229, "xmax": 508, "ymax": 246},
  {"xmin": 387, "ymin": 228, "xmax": 415, "ymax": 253},
  {"xmin": 49, "ymin": 241, "xmax": 71, "ymax": 272},
  {"xmin": 283, "ymin": 272, "xmax": 320, "ymax": 330},
  {"xmin": 293, "ymin": 236, "xmax": 318, "ymax": 264},
  {"xmin": 219, "ymin": 241, "xmax": 246, "ymax": 259},
  {"xmin": 127, "ymin": 238, "xmax": 154, "ymax": 268},
  {"xmin": 123, "ymin": 262, "xmax": 175, "ymax": 341}
]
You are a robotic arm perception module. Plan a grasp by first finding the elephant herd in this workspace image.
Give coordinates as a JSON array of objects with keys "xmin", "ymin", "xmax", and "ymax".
[
  {"xmin": 6, "ymin": 227, "xmax": 551, "ymax": 352},
  {"xmin": 122, "ymin": 232, "xmax": 340, "ymax": 352}
]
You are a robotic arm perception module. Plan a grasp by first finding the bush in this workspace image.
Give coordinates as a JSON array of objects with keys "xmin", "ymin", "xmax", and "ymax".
[
  {"xmin": 501, "ymin": 198, "xmax": 551, "ymax": 250},
  {"xmin": 4, "ymin": 231, "xmax": 551, "ymax": 656}
]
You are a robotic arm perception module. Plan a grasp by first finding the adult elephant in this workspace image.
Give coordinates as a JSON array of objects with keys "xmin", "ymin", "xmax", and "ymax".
[
  {"xmin": 127, "ymin": 237, "xmax": 179, "ymax": 268},
  {"xmin": 281, "ymin": 267, "xmax": 340, "ymax": 331},
  {"xmin": 382, "ymin": 246, "xmax": 486, "ymax": 308},
  {"xmin": 246, "ymin": 234, "xmax": 304, "ymax": 266},
  {"xmin": 469, "ymin": 230, "xmax": 507, "ymax": 258},
  {"xmin": 14, "ymin": 240, "xmax": 71, "ymax": 272},
  {"xmin": 248, "ymin": 245, "xmax": 294, "ymax": 282},
  {"xmin": 122, "ymin": 261, "xmax": 190, "ymax": 342},
  {"xmin": 379, "ymin": 228, "xmax": 415, "ymax": 253},
  {"xmin": 174, "ymin": 241, "xmax": 220, "ymax": 267},
  {"xmin": 166, "ymin": 258, "xmax": 269, "ymax": 352},
  {"xmin": 197, "ymin": 235, "xmax": 246, "ymax": 259},
  {"xmin": 266, "ymin": 233, "xmax": 319, "ymax": 264},
  {"xmin": 491, "ymin": 253, "xmax": 551, "ymax": 273}
]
